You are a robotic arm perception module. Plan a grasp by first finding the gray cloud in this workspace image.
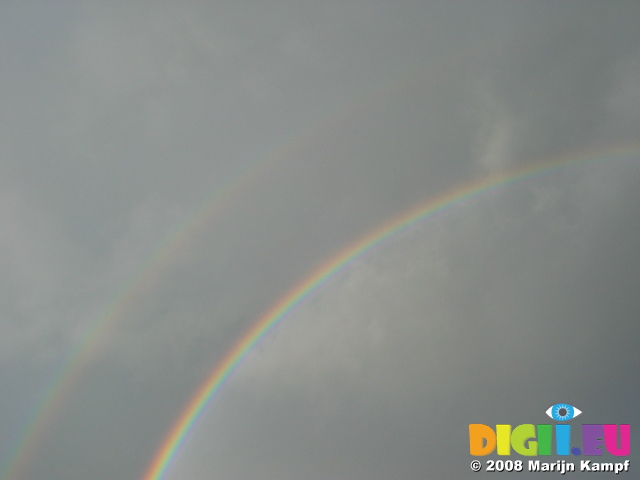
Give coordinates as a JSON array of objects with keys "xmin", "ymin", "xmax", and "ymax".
[{"xmin": 0, "ymin": 2, "xmax": 638, "ymax": 479}]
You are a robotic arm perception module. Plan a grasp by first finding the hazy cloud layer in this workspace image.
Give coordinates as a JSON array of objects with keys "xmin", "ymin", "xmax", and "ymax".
[{"xmin": 0, "ymin": 2, "xmax": 638, "ymax": 479}]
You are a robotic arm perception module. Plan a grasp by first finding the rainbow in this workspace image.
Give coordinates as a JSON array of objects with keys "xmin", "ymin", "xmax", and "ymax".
[
  {"xmin": 0, "ymin": 41, "xmax": 490, "ymax": 480},
  {"xmin": 140, "ymin": 144, "xmax": 640, "ymax": 480},
  {"xmin": 0, "ymin": 105, "xmax": 355, "ymax": 480}
]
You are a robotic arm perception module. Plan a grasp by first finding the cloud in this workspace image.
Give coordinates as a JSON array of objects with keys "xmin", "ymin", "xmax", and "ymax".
[{"xmin": 1, "ymin": 3, "xmax": 639, "ymax": 480}]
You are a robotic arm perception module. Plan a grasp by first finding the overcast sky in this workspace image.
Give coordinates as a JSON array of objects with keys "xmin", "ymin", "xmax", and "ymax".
[{"xmin": 1, "ymin": 2, "xmax": 639, "ymax": 479}]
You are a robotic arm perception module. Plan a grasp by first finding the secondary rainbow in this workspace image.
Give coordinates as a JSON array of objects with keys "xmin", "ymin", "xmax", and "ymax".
[
  {"xmin": 141, "ymin": 144, "xmax": 640, "ymax": 480},
  {"xmin": 0, "ymin": 44, "xmax": 484, "ymax": 480},
  {"xmin": 0, "ymin": 105, "xmax": 350, "ymax": 480},
  {"xmin": 1, "ymin": 55, "xmax": 430, "ymax": 480}
]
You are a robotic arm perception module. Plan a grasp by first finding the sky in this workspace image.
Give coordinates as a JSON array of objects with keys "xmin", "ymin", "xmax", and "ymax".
[{"xmin": 0, "ymin": 2, "xmax": 639, "ymax": 479}]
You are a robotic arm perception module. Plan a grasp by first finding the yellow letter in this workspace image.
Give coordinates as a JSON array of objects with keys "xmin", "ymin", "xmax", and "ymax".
[{"xmin": 497, "ymin": 424, "xmax": 512, "ymax": 455}]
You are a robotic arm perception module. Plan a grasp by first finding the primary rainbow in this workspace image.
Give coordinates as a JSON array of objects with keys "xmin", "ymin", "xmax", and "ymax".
[{"xmin": 140, "ymin": 144, "xmax": 640, "ymax": 480}]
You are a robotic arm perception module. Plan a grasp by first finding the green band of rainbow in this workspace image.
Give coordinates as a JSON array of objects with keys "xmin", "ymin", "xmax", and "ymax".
[{"xmin": 141, "ymin": 145, "xmax": 639, "ymax": 480}]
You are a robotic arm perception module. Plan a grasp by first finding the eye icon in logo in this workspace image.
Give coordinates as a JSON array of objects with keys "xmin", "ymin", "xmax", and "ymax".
[{"xmin": 545, "ymin": 403, "xmax": 582, "ymax": 422}]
